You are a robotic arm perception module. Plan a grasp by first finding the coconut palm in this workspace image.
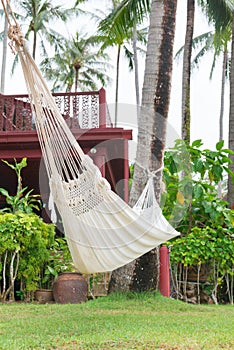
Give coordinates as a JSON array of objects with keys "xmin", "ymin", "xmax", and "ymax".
[
  {"xmin": 176, "ymin": 28, "xmax": 231, "ymax": 141},
  {"xmin": 98, "ymin": 0, "xmax": 148, "ymax": 126},
  {"xmin": 228, "ymin": 14, "xmax": 234, "ymax": 207},
  {"xmin": 178, "ymin": 0, "xmax": 234, "ymax": 144},
  {"xmin": 198, "ymin": 0, "xmax": 233, "ymax": 140},
  {"xmin": 0, "ymin": 5, "xmax": 9, "ymax": 93},
  {"xmin": 197, "ymin": 0, "xmax": 234, "ymax": 204},
  {"xmin": 181, "ymin": 0, "xmax": 195, "ymax": 144},
  {"xmin": 108, "ymin": 0, "xmax": 178, "ymax": 293},
  {"xmin": 12, "ymin": 0, "xmax": 85, "ymax": 59},
  {"xmin": 40, "ymin": 33, "xmax": 111, "ymax": 92}
]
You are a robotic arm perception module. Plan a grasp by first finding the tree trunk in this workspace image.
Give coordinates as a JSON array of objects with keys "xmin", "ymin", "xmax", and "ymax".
[
  {"xmin": 109, "ymin": 0, "xmax": 177, "ymax": 293},
  {"xmin": 228, "ymin": 15, "xmax": 234, "ymax": 208},
  {"xmin": 115, "ymin": 44, "xmax": 121, "ymax": 126},
  {"xmin": 181, "ymin": 0, "xmax": 195, "ymax": 144},
  {"xmin": 75, "ymin": 67, "xmax": 79, "ymax": 92},
  {"xmin": 1, "ymin": 8, "xmax": 9, "ymax": 93},
  {"xmin": 132, "ymin": 27, "xmax": 140, "ymax": 108},
  {"xmin": 32, "ymin": 30, "xmax": 37, "ymax": 59},
  {"xmin": 219, "ymin": 49, "xmax": 227, "ymax": 142},
  {"xmin": 217, "ymin": 49, "xmax": 227, "ymax": 198}
]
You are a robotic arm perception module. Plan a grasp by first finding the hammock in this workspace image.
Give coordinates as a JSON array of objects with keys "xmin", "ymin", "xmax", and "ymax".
[{"xmin": 3, "ymin": 10, "xmax": 180, "ymax": 273}]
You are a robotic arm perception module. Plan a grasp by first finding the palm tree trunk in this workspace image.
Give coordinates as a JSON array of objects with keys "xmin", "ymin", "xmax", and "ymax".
[
  {"xmin": 75, "ymin": 67, "xmax": 79, "ymax": 92},
  {"xmin": 228, "ymin": 15, "xmax": 234, "ymax": 208},
  {"xmin": 1, "ymin": 9, "xmax": 9, "ymax": 93},
  {"xmin": 219, "ymin": 49, "xmax": 227, "ymax": 142},
  {"xmin": 218, "ymin": 49, "xmax": 228, "ymax": 199},
  {"xmin": 130, "ymin": 0, "xmax": 166, "ymax": 207},
  {"xmin": 181, "ymin": 0, "xmax": 195, "ymax": 144},
  {"xmin": 109, "ymin": 0, "xmax": 178, "ymax": 293},
  {"xmin": 115, "ymin": 44, "xmax": 121, "ymax": 127},
  {"xmin": 133, "ymin": 27, "xmax": 140, "ymax": 108},
  {"xmin": 32, "ymin": 30, "xmax": 37, "ymax": 60}
]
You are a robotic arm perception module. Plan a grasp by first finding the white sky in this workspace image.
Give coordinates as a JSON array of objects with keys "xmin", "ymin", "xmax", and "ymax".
[{"xmin": 0, "ymin": 1, "xmax": 229, "ymax": 151}]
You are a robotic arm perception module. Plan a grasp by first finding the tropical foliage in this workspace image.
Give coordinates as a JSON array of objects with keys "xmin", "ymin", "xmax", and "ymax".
[
  {"xmin": 163, "ymin": 139, "xmax": 234, "ymax": 230},
  {"xmin": 0, "ymin": 158, "xmax": 41, "ymax": 214},
  {"xmin": 0, "ymin": 211, "xmax": 55, "ymax": 301},
  {"xmin": 40, "ymin": 32, "xmax": 111, "ymax": 92},
  {"xmin": 0, "ymin": 158, "xmax": 72, "ymax": 302},
  {"xmin": 98, "ymin": 0, "xmax": 148, "ymax": 124},
  {"xmin": 11, "ymin": 0, "xmax": 84, "ymax": 59},
  {"xmin": 163, "ymin": 140, "xmax": 234, "ymax": 304}
]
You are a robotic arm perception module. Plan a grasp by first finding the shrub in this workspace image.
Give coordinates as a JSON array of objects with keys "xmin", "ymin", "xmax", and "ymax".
[{"xmin": 0, "ymin": 211, "xmax": 55, "ymax": 302}]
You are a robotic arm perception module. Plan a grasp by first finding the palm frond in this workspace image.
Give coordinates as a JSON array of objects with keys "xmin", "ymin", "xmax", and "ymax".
[
  {"xmin": 123, "ymin": 45, "xmax": 134, "ymax": 70},
  {"xmin": 175, "ymin": 31, "xmax": 213, "ymax": 60},
  {"xmin": 98, "ymin": 0, "xmax": 150, "ymax": 42},
  {"xmin": 198, "ymin": 0, "xmax": 233, "ymax": 31}
]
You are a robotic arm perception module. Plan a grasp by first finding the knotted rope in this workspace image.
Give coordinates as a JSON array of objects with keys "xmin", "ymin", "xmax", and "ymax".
[
  {"xmin": 1, "ymin": 0, "xmax": 25, "ymax": 52},
  {"xmin": 135, "ymin": 161, "xmax": 164, "ymax": 179}
]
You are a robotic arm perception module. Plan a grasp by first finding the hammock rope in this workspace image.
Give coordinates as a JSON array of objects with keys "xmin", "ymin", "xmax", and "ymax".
[{"xmin": 1, "ymin": 0, "xmax": 180, "ymax": 273}]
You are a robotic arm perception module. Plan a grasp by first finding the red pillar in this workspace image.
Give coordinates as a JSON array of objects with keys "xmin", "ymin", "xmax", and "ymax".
[
  {"xmin": 123, "ymin": 139, "xmax": 129, "ymax": 203},
  {"xmin": 98, "ymin": 87, "xmax": 106, "ymax": 128},
  {"xmin": 159, "ymin": 245, "xmax": 170, "ymax": 297}
]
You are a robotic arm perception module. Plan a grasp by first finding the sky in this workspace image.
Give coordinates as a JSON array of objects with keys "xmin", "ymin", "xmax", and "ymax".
[{"xmin": 0, "ymin": 1, "xmax": 229, "ymax": 152}]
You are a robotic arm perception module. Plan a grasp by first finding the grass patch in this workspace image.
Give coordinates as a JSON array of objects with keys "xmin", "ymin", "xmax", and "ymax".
[{"xmin": 0, "ymin": 293, "xmax": 233, "ymax": 349}]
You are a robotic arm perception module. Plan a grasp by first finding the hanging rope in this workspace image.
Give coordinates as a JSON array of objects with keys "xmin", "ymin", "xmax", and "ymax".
[
  {"xmin": 1, "ymin": 0, "xmax": 25, "ymax": 52},
  {"xmin": 135, "ymin": 161, "xmax": 164, "ymax": 179},
  {"xmin": 1, "ymin": 0, "xmax": 19, "ymax": 26}
]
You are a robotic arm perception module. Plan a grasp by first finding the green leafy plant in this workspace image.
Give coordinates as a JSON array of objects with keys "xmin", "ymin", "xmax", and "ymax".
[
  {"xmin": 39, "ymin": 236, "xmax": 74, "ymax": 289},
  {"xmin": 163, "ymin": 139, "xmax": 234, "ymax": 232},
  {"xmin": 0, "ymin": 212, "xmax": 55, "ymax": 302},
  {"xmin": 0, "ymin": 158, "xmax": 41, "ymax": 214},
  {"xmin": 162, "ymin": 140, "xmax": 234, "ymax": 304}
]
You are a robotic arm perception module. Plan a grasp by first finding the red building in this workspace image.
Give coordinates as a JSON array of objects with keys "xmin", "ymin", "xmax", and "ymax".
[{"xmin": 0, "ymin": 88, "xmax": 132, "ymax": 216}]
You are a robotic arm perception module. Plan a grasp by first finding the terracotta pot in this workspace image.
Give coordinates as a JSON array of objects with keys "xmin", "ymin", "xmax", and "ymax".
[
  {"xmin": 53, "ymin": 272, "xmax": 88, "ymax": 304},
  {"xmin": 35, "ymin": 289, "xmax": 54, "ymax": 303}
]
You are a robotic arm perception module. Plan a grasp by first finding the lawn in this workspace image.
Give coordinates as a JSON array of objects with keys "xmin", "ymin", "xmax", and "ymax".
[{"xmin": 0, "ymin": 293, "xmax": 233, "ymax": 349}]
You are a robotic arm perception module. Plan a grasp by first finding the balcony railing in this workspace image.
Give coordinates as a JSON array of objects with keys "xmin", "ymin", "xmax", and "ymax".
[{"xmin": 0, "ymin": 88, "xmax": 111, "ymax": 132}]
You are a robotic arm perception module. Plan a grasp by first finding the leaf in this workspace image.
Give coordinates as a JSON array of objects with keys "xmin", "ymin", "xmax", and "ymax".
[
  {"xmin": 168, "ymin": 158, "xmax": 178, "ymax": 174},
  {"xmin": 212, "ymin": 164, "xmax": 223, "ymax": 181},
  {"xmin": 0, "ymin": 188, "xmax": 10, "ymax": 197},
  {"xmin": 193, "ymin": 184, "xmax": 204, "ymax": 199},
  {"xmin": 221, "ymin": 148, "xmax": 234, "ymax": 155},
  {"xmin": 194, "ymin": 159, "xmax": 204, "ymax": 173},
  {"xmin": 176, "ymin": 191, "xmax": 185, "ymax": 205},
  {"xmin": 216, "ymin": 140, "xmax": 224, "ymax": 150},
  {"xmin": 208, "ymin": 171, "xmax": 214, "ymax": 182},
  {"xmin": 191, "ymin": 139, "xmax": 203, "ymax": 148}
]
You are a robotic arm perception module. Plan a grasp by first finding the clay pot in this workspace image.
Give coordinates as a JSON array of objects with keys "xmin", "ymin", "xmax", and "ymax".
[
  {"xmin": 35, "ymin": 289, "xmax": 54, "ymax": 303},
  {"xmin": 53, "ymin": 272, "xmax": 88, "ymax": 304}
]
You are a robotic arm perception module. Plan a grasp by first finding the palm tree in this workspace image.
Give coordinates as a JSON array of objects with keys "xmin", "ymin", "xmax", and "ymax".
[
  {"xmin": 98, "ymin": 0, "xmax": 148, "ymax": 126},
  {"xmin": 228, "ymin": 13, "xmax": 234, "ymax": 208},
  {"xmin": 176, "ymin": 28, "xmax": 231, "ymax": 142},
  {"xmin": 12, "ymin": 0, "xmax": 85, "ymax": 60},
  {"xmin": 181, "ymin": 0, "xmax": 195, "ymax": 144},
  {"xmin": 0, "ymin": 4, "xmax": 9, "ymax": 93},
  {"xmin": 40, "ymin": 33, "xmax": 111, "ymax": 92},
  {"xmin": 197, "ymin": 0, "xmax": 234, "ymax": 204},
  {"xmin": 198, "ymin": 0, "xmax": 233, "ymax": 140},
  {"xmin": 108, "ymin": 0, "xmax": 178, "ymax": 293}
]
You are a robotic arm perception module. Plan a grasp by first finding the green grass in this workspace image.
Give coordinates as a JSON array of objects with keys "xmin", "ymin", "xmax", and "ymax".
[{"xmin": 0, "ymin": 293, "xmax": 233, "ymax": 349}]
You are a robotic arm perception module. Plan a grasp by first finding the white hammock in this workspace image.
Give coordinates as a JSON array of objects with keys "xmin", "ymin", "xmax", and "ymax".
[{"xmin": 8, "ymin": 24, "xmax": 180, "ymax": 274}]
